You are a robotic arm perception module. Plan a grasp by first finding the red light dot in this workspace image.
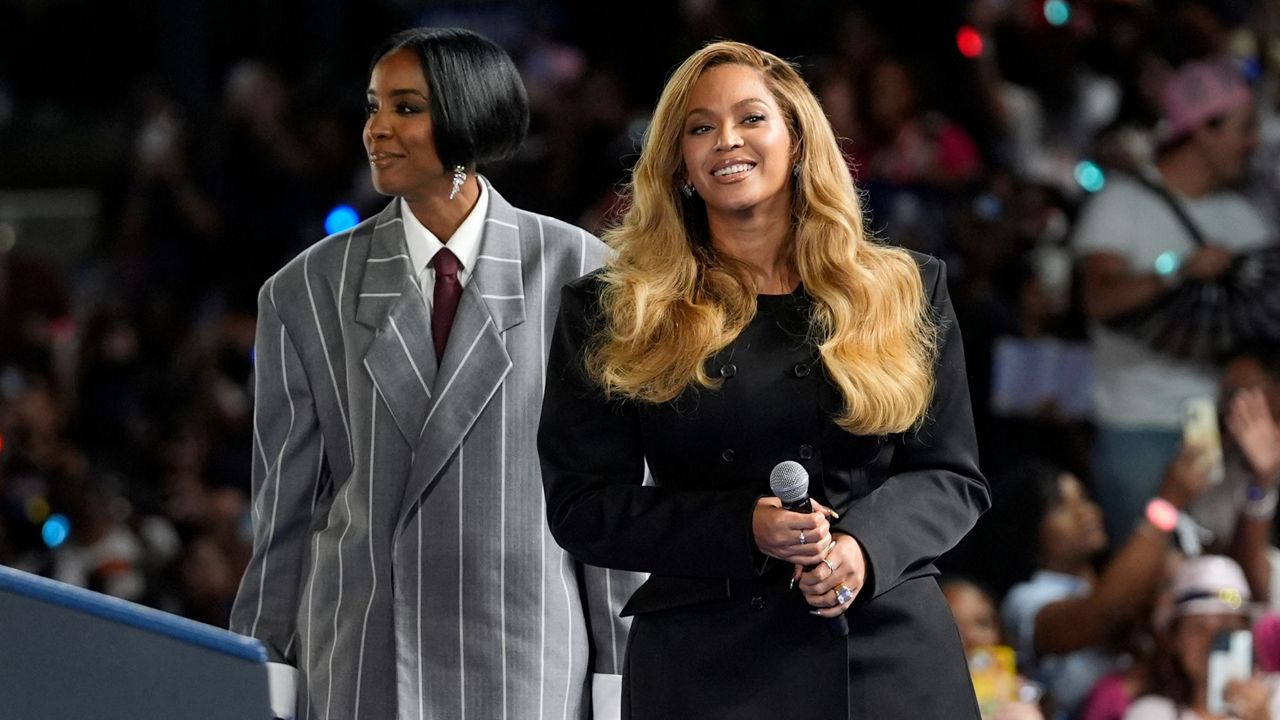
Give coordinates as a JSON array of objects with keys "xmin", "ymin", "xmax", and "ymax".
[
  {"xmin": 956, "ymin": 27, "xmax": 984, "ymax": 58},
  {"xmin": 0, "ymin": 431, "xmax": 5, "ymax": 455}
]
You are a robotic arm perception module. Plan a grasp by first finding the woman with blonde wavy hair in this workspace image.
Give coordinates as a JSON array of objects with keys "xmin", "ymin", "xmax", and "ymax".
[{"xmin": 539, "ymin": 39, "xmax": 989, "ymax": 719}]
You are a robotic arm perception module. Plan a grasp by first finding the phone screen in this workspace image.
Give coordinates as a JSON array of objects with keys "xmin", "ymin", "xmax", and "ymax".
[
  {"xmin": 1182, "ymin": 396, "xmax": 1225, "ymax": 485},
  {"xmin": 1207, "ymin": 629, "xmax": 1252, "ymax": 714}
]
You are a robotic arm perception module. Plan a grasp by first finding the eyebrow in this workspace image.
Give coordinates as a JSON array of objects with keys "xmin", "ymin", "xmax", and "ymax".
[
  {"xmin": 366, "ymin": 88, "xmax": 429, "ymax": 101},
  {"xmin": 686, "ymin": 97, "xmax": 770, "ymax": 118}
]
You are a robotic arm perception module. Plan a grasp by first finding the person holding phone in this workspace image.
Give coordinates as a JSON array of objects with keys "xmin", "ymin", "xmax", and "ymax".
[{"xmin": 1125, "ymin": 555, "xmax": 1273, "ymax": 720}]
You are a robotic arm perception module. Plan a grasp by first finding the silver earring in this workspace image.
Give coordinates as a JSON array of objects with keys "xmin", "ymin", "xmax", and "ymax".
[
  {"xmin": 792, "ymin": 163, "xmax": 801, "ymax": 178},
  {"xmin": 449, "ymin": 165, "xmax": 467, "ymax": 200},
  {"xmin": 680, "ymin": 182, "xmax": 695, "ymax": 198}
]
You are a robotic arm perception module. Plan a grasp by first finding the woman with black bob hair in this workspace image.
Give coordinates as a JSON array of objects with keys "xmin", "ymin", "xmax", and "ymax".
[
  {"xmin": 230, "ymin": 26, "xmax": 638, "ymax": 720},
  {"xmin": 367, "ymin": 26, "xmax": 528, "ymax": 189}
]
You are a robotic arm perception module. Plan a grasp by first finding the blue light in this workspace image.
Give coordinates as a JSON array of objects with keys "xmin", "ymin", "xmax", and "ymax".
[
  {"xmin": 324, "ymin": 205, "xmax": 360, "ymax": 235},
  {"xmin": 42, "ymin": 514, "xmax": 70, "ymax": 548},
  {"xmin": 1074, "ymin": 161, "xmax": 1106, "ymax": 193},
  {"xmin": 1044, "ymin": 0, "xmax": 1071, "ymax": 26},
  {"xmin": 1155, "ymin": 251, "xmax": 1181, "ymax": 276},
  {"xmin": 1242, "ymin": 57, "xmax": 1262, "ymax": 82}
]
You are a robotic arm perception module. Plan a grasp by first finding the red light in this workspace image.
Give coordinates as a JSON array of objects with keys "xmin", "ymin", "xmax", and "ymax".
[
  {"xmin": 956, "ymin": 26, "xmax": 984, "ymax": 58},
  {"xmin": 0, "ymin": 431, "xmax": 5, "ymax": 455}
]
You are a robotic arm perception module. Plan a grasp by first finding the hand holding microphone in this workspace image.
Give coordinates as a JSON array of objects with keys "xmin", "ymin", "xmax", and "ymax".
[
  {"xmin": 766, "ymin": 461, "xmax": 859, "ymax": 635},
  {"xmin": 752, "ymin": 460, "xmax": 834, "ymax": 566}
]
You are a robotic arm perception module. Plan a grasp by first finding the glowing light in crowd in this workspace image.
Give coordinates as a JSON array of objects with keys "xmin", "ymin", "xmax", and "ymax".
[
  {"xmin": 956, "ymin": 27, "xmax": 984, "ymax": 59},
  {"xmin": 1074, "ymin": 161, "xmax": 1106, "ymax": 193},
  {"xmin": 1044, "ymin": 0, "xmax": 1070, "ymax": 27},
  {"xmin": 325, "ymin": 205, "xmax": 360, "ymax": 235},
  {"xmin": 42, "ymin": 514, "xmax": 70, "ymax": 548},
  {"xmin": 1155, "ymin": 251, "xmax": 1181, "ymax": 277}
]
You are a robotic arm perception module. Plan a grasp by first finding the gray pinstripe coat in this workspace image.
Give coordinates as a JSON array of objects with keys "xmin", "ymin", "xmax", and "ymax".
[{"xmin": 229, "ymin": 186, "xmax": 640, "ymax": 720}]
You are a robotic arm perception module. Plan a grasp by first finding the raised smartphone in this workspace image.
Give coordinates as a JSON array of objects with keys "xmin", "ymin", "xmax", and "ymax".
[
  {"xmin": 1181, "ymin": 396, "xmax": 1225, "ymax": 485},
  {"xmin": 1207, "ymin": 628, "xmax": 1252, "ymax": 715}
]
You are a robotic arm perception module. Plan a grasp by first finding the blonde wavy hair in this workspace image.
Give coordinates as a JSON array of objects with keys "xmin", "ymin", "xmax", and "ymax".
[{"xmin": 590, "ymin": 41, "xmax": 938, "ymax": 435}]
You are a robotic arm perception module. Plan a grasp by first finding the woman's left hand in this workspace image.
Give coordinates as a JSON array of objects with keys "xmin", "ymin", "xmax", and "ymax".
[{"xmin": 796, "ymin": 533, "xmax": 868, "ymax": 618}]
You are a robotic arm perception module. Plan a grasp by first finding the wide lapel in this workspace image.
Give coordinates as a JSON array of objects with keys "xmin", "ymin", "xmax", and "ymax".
[
  {"xmin": 395, "ymin": 185, "xmax": 527, "ymax": 536},
  {"xmin": 357, "ymin": 200, "xmax": 439, "ymax": 445}
]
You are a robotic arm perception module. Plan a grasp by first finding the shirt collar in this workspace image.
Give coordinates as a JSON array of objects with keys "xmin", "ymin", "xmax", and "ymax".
[{"xmin": 399, "ymin": 174, "xmax": 490, "ymax": 283}]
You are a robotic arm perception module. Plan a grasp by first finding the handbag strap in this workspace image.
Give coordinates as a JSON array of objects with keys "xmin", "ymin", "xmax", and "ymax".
[{"xmin": 1126, "ymin": 171, "xmax": 1208, "ymax": 248}]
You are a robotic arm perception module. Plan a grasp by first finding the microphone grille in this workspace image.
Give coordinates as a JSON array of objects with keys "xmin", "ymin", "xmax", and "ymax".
[{"xmin": 769, "ymin": 461, "xmax": 809, "ymax": 504}]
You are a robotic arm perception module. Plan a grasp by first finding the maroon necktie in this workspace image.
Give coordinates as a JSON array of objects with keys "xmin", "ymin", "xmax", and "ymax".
[{"xmin": 431, "ymin": 247, "xmax": 462, "ymax": 361}]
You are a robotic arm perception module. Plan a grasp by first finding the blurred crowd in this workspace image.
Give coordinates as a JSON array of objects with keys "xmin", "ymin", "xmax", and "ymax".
[{"xmin": 2, "ymin": 0, "xmax": 1280, "ymax": 717}]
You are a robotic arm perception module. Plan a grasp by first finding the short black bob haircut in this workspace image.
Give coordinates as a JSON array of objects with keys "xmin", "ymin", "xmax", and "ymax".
[{"xmin": 369, "ymin": 27, "xmax": 529, "ymax": 170}]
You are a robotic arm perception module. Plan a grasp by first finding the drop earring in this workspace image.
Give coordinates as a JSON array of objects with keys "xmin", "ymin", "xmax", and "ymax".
[
  {"xmin": 680, "ymin": 182, "xmax": 695, "ymax": 198},
  {"xmin": 450, "ymin": 165, "xmax": 467, "ymax": 200}
]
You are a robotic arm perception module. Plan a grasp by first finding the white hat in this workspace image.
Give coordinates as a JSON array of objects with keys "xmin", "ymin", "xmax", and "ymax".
[{"xmin": 1157, "ymin": 555, "xmax": 1258, "ymax": 630}]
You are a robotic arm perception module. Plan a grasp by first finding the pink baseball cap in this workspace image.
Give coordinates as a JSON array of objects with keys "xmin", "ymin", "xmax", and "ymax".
[{"xmin": 1158, "ymin": 59, "xmax": 1252, "ymax": 143}]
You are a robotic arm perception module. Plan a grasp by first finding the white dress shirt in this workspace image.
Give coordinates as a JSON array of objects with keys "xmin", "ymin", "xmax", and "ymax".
[{"xmin": 401, "ymin": 175, "xmax": 490, "ymax": 310}]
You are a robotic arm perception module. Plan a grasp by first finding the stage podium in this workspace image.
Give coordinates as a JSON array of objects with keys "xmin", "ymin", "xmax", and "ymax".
[{"xmin": 0, "ymin": 563, "xmax": 272, "ymax": 719}]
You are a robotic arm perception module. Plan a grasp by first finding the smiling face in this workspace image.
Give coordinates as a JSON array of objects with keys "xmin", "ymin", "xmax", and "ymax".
[
  {"xmin": 680, "ymin": 64, "xmax": 794, "ymax": 219},
  {"xmin": 363, "ymin": 48, "xmax": 446, "ymax": 201}
]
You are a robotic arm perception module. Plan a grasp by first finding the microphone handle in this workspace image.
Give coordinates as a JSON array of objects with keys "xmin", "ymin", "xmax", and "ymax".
[
  {"xmin": 781, "ymin": 497, "xmax": 812, "ymax": 513},
  {"xmin": 780, "ymin": 497, "xmax": 850, "ymax": 638}
]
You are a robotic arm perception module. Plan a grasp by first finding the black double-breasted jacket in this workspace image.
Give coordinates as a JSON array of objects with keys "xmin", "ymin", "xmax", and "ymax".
[{"xmin": 539, "ymin": 253, "xmax": 989, "ymax": 719}]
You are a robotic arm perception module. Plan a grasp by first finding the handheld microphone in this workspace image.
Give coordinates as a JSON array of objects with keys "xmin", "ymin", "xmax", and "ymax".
[
  {"xmin": 769, "ymin": 461, "xmax": 812, "ymax": 513},
  {"xmin": 769, "ymin": 460, "xmax": 850, "ymax": 638}
]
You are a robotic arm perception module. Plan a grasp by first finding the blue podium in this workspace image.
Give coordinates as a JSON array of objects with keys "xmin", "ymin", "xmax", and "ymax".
[{"xmin": 0, "ymin": 563, "xmax": 271, "ymax": 719}]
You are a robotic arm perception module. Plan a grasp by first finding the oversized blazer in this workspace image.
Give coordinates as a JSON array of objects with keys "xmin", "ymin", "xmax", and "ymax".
[
  {"xmin": 230, "ymin": 186, "xmax": 641, "ymax": 720},
  {"xmin": 539, "ymin": 254, "xmax": 990, "ymax": 719}
]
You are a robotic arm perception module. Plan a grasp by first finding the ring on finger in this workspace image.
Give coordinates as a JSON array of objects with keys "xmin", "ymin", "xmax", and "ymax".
[
  {"xmin": 821, "ymin": 558, "xmax": 837, "ymax": 573},
  {"xmin": 798, "ymin": 530, "xmax": 806, "ymax": 545},
  {"xmin": 835, "ymin": 584, "xmax": 855, "ymax": 605}
]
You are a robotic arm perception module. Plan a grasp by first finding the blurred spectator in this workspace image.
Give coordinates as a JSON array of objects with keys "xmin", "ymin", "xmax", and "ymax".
[
  {"xmin": 850, "ymin": 55, "xmax": 982, "ymax": 259},
  {"xmin": 1124, "ymin": 555, "xmax": 1275, "ymax": 720},
  {"xmin": 944, "ymin": 576, "xmax": 1047, "ymax": 720},
  {"xmin": 1186, "ymin": 347, "xmax": 1280, "ymax": 605},
  {"xmin": 111, "ymin": 83, "xmax": 222, "ymax": 347},
  {"xmin": 996, "ymin": 456, "xmax": 1209, "ymax": 719},
  {"xmin": 1074, "ymin": 58, "xmax": 1274, "ymax": 546}
]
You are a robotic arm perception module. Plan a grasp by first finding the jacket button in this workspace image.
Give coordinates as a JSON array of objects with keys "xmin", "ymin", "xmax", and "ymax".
[
  {"xmin": 719, "ymin": 363, "xmax": 737, "ymax": 378},
  {"xmin": 793, "ymin": 363, "xmax": 811, "ymax": 378},
  {"xmin": 750, "ymin": 596, "xmax": 765, "ymax": 610},
  {"xmin": 799, "ymin": 444, "xmax": 814, "ymax": 460},
  {"xmin": 721, "ymin": 448, "xmax": 735, "ymax": 462}
]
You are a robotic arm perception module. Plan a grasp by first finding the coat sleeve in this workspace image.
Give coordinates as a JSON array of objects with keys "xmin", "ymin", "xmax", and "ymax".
[
  {"xmin": 229, "ymin": 276, "xmax": 330, "ymax": 665},
  {"xmin": 833, "ymin": 257, "xmax": 990, "ymax": 598},
  {"xmin": 539, "ymin": 281, "xmax": 765, "ymax": 579}
]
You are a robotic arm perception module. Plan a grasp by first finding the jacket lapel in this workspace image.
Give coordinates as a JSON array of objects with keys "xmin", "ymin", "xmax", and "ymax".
[
  {"xmin": 395, "ymin": 186, "xmax": 527, "ymax": 536},
  {"xmin": 357, "ymin": 201, "xmax": 439, "ymax": 445}
]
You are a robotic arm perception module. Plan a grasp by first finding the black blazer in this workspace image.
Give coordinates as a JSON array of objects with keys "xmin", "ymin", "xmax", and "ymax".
[{"xmin": 539, "ymin": 253, "xmax": 989, "ymax": 719}]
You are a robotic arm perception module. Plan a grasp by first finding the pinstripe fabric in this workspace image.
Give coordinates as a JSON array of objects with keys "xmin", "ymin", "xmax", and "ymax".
[{"xmin": 230, "ymin": 186, "xmax": 644, "ymax": 720}]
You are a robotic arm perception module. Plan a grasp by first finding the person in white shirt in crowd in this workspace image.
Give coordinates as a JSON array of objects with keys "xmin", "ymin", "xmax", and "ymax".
[{"xmin": 1074, "ymin": 57, "xmax": 1275, "ymax": 546}]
